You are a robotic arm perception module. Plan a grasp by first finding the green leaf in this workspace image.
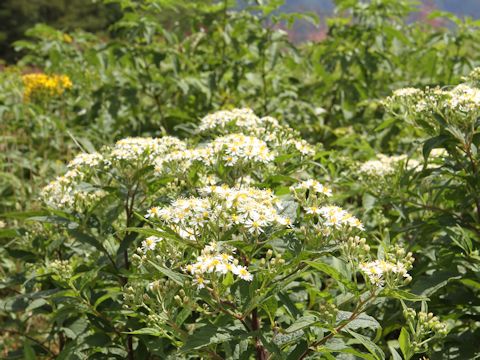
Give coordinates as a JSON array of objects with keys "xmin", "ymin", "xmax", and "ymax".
[
  {"xmin": 336, "ymin": 311, "xmax": 381, "ymax": 331},
  {"xmin": 176, "ymin": 308, "xmax": 192, "ymax": 327},
  {"xmin": 411, "ymin": 271, "xmax": 462, "ymax": 297},
  {"xmin": 285, "ymin": 315, "xmax": 318, "ymax": 333},
  {"xmin": 1, "ymin": 210, "xmax": 48, "ymax": 219},
  {"xmin": 375, "ymin": 117, "xmax": 397, "ymax": 131},
  {"xmin": 126, "ymin": 227, "xmax": 201, "ymax": 249},
  {"xmin": 347, "ymin": 330, "xmax": 385, "ymax": 360},
  {"xmin": 23, "ymin": 340, "xmax": 36, "ymax": 360},
  {"xmin": 180, "ymin": 323, "xmax": 252, "ymax": 352},
  {"xmin": 305, "ymin": 260, "xmax": 356, "ymax": 292},
  {"xmin": 127, "ymin": 327, "xmax": 163, "ymax": 336},
  {"xmin": 459, "ymin": 278, "xmax": 480, "ymax": 290},
  {"xmin": 286, "ymin": 340, "xmax": 308, "ymax": 360},
  {"xmin": 423, "ymin": 135, "xmax": 449, "ymax": 160},
  {"xmin": 0, "ymin": 228, "xmax": 17, "ymax": 238},
  {"xmin": 382, "ymin": 289, "xmax": 429, "ymax": 302},
  {"xmin": 147, "ymin": 260, "xmax": 187, "ymax": 285},
  {"xmin": 387, "ymin": 341, "xmax": 403, "ymax": 360},
  {"xmin": 398, "ymin": 327, "xmax": 412, "ymax": 360},
  {"xmin": 68, "ymin": 229, "xmax": 110, "ymax": 255}
]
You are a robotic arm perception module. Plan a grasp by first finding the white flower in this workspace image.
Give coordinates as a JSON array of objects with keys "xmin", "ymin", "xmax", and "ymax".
[
  {"xmin": 359, "ymin": 154, "xmax": 418, "ymax": 177},
  {"xmin": 292, "ymin": 179, "xmax": 332, "ymax": 197},
  {"xmin": 216, "ymin": 261, "xmax": 235, "ymax": 274},
  {"xmin": 193, "ymin": 275, "xmax": 209, "ymax": 289},
  {"xmin": 233, "ymin": 265, "xmax": 253, "ymax": 281},
  {"xmin": 110, "ymin": 136, "xmax": 186, "ymax": 163},
  {"xmin": 305, "ymin": 206, "xmax": 321, "ymax": 215},
  {"xmin": 359, "ymin": 259, "xmax": 412, "ymax": 287},
  {"xmin": 146, "ymin": 207, "xmax": 161, "ymax": 219},
  {"xmin": 316, "ymin": 205, "xmax": 364, "ymax": 230},
  {"xmin": 183, "ymin": 243, "xmax": 253, "ymax": 287},
  {"xmin": 67, "ymin": 152, "xmax": 103, "ymax": 169},
  {"xmin": 244, "ymin": 219, "xmax": 265, "ymax": 235},
  {"xmin": 141, "ymin": 236, "xmax": 161, "ymax": 252}
]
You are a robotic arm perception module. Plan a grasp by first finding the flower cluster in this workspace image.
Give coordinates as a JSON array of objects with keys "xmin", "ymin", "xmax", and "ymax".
[
  {"xmin": 41, "ymin": 136, "xmax": 188, "ymax": 209},
  {"xmin": 146, "ymin": 185, "xmax": 290, "ymax": 241},
  {"xmin": 198, "ymin": 108, "xmax": 271, "ymax": 133},
  {"xmin": 154, "ymin": 133, "xmax": 274, "ymax": 179},
  {"xmin": 307, "ymin": 205, "xmax": 364, "ymax": 230},
  {"xmin": 359, "ymin": 260, "xmax": 411, "ymax": 287},
  {"xmin": 445, "ymin": 84, "xmax": 480, "ymax": 113},
  {"xmin": 41, "ymin": 169, "xmax": 81, "ymax": 209},
  {"xmin": 401, "ymin": 306, "xmax": 449, "ymax": 357},
  {"xmin": 151, "ymin": 109, "xmax": 316, "ymax": 181},
  {"xmin": 359, "ymin": 154, "xmax": 420, "ymax": 177},
  {"xmin": 146, "ymin": 197, "xmax": 215, "ymax": 241},
  {"xmin": 109, "ymin": 136, "xmax": 186, "ymax": 163},
  {"xmin": 198, "ymin": 108, "xmax": 315, "ymax": 156},
  {"xmin": 385, "ymin": 69, "xmax": 480, "ymax": 133},
  {"xmin": 22, "ymin": 73, "xmax": 72, "ymax": 102},
  {"xmin": 290, "ymin": 179, "xmax": 332, "ymax": 197},
  {"xmin": 208, "ymin": 134, "xmax": 274, "ymax": 166},
  {"xmin": 184, "ymin": 242, "xmax": 253, "ymax": 289},
  {"xmin": 462, "ymin": 66, "xmax": 480, "ymax": 83},
  {"xmin": 404, "ymin": 308, "xmax": 449, "ymax": 338},
  {"xmin": 340, "ymin": 235, "xmax": 370, "ymax": 261},
  {"xmin": 360, "ymin": 247, "xmax": 413, "ymax": 287},
  {"xmin": 67, "ymin": 152, "xmax": 104, "ymax": 169},
  {"xmin": 290, "ymin": 179, "xmax": 364, "ymax": 241}
]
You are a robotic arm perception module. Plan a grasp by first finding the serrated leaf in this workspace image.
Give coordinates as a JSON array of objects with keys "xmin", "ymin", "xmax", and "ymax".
[
  {"xmin": 382, "ymin": 289, "xmax": 429, "ymax": 302},
  {"xmin": 337, "ymin": 311, "xmax": 381, "ymax": 331},
  {"xmin": 347, "ymin": 330, "xmax": 385, "ymax": 360},
  {"xmin": 305, "ymin": 260, "xmax": 356, "ymax": 292},
  {"xmin": 285, "ymin": 315, "xmax": 318, "ymax": 333},
  {"xmin": 180, "ymin": 323, "xmax": 252, "ymax": 352}
]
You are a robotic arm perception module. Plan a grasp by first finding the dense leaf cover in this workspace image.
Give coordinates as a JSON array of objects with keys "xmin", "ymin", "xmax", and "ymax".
[{"xmin": 1, "ymin": 0, "xmax": 480, "ymax": 359}]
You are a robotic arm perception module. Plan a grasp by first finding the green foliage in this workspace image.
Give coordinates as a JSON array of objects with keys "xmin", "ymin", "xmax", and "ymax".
[
  {"xmin": 0, "ymin": 0, "xmax": 120, "ymax": 62},
  {"xmin": 1, "ymin": 0, "xmax": 480, "ymax": 358}
]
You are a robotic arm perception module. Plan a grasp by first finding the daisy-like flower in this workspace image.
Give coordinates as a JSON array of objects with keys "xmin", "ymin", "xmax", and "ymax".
[
  {"xmin": 245, "ymin": 220, "xmax": 264, "ymax": 234},
  {"xmin": 146, "ymin": 207, "xmax": 161, "ymax": 219},
  {"xmin": 216, "ymin": 261, "xmax": 235, "ymax": 274},
  {"xmin": 305, "ymin": 206, "xmax": 321, "ymax": 215},
  {"xmin": 141, "ymin": 236, "xmax": 161, "ymax": 253},
  {"xmin": 193, "ymin": 275, "xmax": 209, "ymax": 289},
  {"xmin": 233, "ymin": 265, "xmax": 253, "ymax": 281}
]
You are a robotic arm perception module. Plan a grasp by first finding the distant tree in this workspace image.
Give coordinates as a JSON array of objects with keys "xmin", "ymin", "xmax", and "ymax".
[{"xmin": 0, "ymin": 0, "xmax": 120, "ymax": 62}]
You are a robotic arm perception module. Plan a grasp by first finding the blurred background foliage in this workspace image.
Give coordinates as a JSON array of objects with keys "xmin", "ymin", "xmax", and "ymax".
[
  {"xmin": 0, "ymin": 0, "xmax": 121, "ymax": 63},
  {"xmin": 2, "ymin": 0, "xmax": 480, "ymax": 358}
]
